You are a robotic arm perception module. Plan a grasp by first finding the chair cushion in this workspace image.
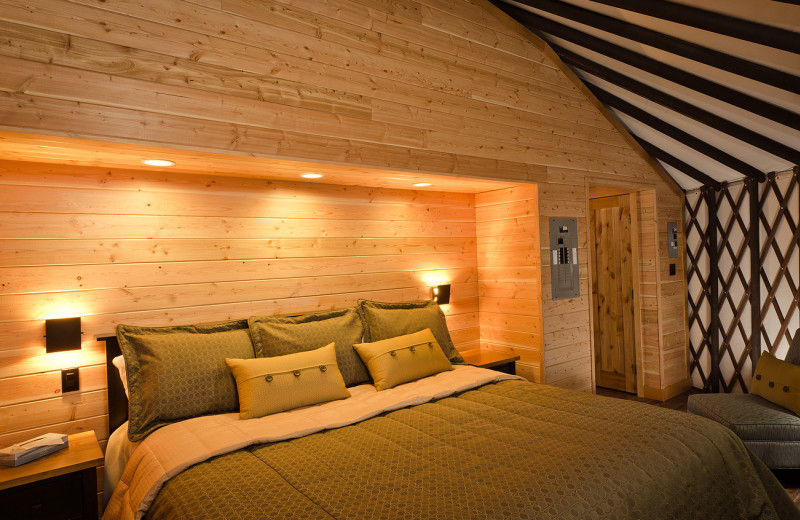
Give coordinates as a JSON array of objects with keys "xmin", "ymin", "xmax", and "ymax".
[{"xmin": 687, "ymin": 393, "xmax": 800, "ymax": 442}]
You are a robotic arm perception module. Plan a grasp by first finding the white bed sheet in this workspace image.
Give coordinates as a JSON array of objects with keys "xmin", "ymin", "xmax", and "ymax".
[{"xmin": 103, "ymin": 421, "xmax": 138, "ymax": 506}]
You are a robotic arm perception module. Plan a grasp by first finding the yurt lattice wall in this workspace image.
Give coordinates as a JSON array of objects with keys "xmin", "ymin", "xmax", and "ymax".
[{"xmin": 686, "ymin": 167, "xmax": 799, "ymax": 393}]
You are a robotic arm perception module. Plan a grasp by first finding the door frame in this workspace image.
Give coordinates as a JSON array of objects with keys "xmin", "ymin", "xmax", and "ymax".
[{"xmin": 586, "ymin": 185, "xmax": 647, "ymax": 397}]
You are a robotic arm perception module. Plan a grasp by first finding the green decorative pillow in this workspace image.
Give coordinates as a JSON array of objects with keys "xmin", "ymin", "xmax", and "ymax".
[
  {"xmin": 354, "ymin": 328, "xmax": 453, "ymax": 391},
  {"xmin": 751, "ymin": 352, "xmax": 800, "ymax": 415},
  {"xmin": 226, "ymin": 343, "xmax": 350, "ymax": 419},
  {"xmin": 356, "ymin": 299, "xmax": 465, "ymax": 364},
  {"xmin": 117, "ymin": 320, "xmax": 255, "ymax": 442},
  {"xmin": 248, "ymin": 308, "xmax": 370, "ymax": 387}
]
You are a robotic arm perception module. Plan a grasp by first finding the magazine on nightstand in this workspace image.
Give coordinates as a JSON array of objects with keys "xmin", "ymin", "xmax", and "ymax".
[{"xmin": 0, "ymin": 433, "xmax": 69, "ymax": 467}]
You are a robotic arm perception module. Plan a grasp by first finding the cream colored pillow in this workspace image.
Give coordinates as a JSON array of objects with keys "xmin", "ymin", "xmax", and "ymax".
[
  {"xmin": 354, "ymin": 328, "xmax": 453, "ymax": 391},
  {"xmin": 226, "ymin": 343, "xmax": 350, "ymax": 420}
]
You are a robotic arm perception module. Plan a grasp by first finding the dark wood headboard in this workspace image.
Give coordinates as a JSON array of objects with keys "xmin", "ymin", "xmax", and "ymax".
[{"xmin": 98, "ymin": 335, "xmax": 128, "ymax": 435}]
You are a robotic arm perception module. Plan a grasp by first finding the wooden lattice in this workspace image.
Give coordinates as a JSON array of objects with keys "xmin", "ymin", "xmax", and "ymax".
[
  {"xmin": 758, "ymin": 170, "xmax": 800, "ymax": 359},
  {"xmin": 686, "ymin": 189, "xmax": 712, "ymax": 390},
  {"xmin": 686, "ymin": 167, "xmax": 799, "ymax": 393}
]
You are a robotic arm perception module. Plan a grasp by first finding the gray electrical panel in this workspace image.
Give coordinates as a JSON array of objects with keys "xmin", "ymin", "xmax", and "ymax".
[
  {"xmin": 549, "ymin": 217, "xmax": 580, "ymax": 300},
  {"xmin": 667, "ymin": 222, "xmax": 679, "ymax": 258}
]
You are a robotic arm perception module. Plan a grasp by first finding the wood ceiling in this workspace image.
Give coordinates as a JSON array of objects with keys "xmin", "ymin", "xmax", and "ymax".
[
  {"xmin": 492, "ymin": 0, "xmax": 800, "ymax": 191},
  {"xmin": 0, "ymin": 131, "xmax": 516, "ymax": 194}
]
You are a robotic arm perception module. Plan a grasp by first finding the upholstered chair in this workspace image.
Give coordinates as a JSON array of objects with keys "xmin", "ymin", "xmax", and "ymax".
[{"xmin": 687, "ymin": 330, "xmax": 800, "ymax": 469}]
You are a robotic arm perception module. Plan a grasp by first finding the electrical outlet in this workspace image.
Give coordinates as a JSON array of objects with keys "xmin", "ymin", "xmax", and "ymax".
[{"xmin": 61, "ymin": 368, "xmax": 80, "ymax": 393}]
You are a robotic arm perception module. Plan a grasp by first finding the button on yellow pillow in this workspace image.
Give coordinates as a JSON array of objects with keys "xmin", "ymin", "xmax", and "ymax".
[
  {"xmin": 226, "ymin": 343, "xmax": 350, "ymax": 419},
  {"xmin": 354, "ymin": 328, "xmax": 453, "ymax": 391},
  {"xmin": 750, "ymin": 352, "xmax": 800, "ymax": 415}
]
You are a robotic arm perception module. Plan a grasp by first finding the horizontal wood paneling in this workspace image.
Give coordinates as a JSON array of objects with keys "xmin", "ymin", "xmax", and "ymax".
[
  {"xmin": 0, "ymin": 163, "xmax": 480, "ymax": 448},
  {"xmin": 0, "ymin": 0, "xmax": 687, "ymax": 458},
  {"xmin": 476, "ymin": 185, "xmax": 543, "ymax": 382}
]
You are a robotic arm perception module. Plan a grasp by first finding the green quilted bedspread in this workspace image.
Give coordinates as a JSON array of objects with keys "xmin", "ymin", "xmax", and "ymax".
[{"xmin": 145, "ymin": 380, "xmax": 799, "ymax": 519}]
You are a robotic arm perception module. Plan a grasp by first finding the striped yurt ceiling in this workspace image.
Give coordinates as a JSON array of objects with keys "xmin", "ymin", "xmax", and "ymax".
[{"xmin": 492, "ymin": 0, "xmax": 800, "ymax": 191}]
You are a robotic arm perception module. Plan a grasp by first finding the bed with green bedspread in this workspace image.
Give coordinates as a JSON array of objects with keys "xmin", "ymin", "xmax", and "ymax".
[{"xmin": 143, "ymin": 380, "xmax": 799, "ymax": 520}]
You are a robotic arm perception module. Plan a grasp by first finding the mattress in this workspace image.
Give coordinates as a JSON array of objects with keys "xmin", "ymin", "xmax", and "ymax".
[{"xmin": 104, "ymin": 367, "xmax": 800, "ymax": 520}]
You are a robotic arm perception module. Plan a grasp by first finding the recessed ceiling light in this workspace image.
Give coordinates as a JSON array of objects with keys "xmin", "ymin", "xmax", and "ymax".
[
  {"xmin": 141, "ymin": 159, "xmax": 175, "ymax": 167},
  {"xmin": 301, "ymin": 173, "xmax": 323, "ymax": 179},
  {"xmin": 412, "ymin": 182, "xmax": 432, "ymax": 187}
]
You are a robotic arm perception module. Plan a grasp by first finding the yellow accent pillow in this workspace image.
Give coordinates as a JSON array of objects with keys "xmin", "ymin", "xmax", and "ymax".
[
  {"xmin": 750, "ymin": 352, "xmax": 800, "ymax": 415},
  {"xmin": 226, "ymin": 343, "xmax": 350, "ymax": 420},
  {"xmin": 354, "ymin": 328, "xmax": 453, "ymax": 391}
]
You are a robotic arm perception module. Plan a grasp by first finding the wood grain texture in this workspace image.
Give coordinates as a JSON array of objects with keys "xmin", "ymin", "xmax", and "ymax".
[
  {"xmin": 0, "ymin": 0, "xmax": 688, "ymax": 451},
  {"xmin": 0, "ymin": 163, "xmax": 481, "ymax": 448},
  {"xmin": 475, "ymin": 185, "xmax": 543, "ymax": 383}
]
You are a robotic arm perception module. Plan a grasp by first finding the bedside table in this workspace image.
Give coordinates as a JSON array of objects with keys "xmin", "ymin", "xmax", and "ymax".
[
  {"xmin": 0, "ymin": 431, "xmax": 103, "ymax": 520},
  {"xmin": 461, "ymin": 349, "xmax": 520, "ymax": 375}
]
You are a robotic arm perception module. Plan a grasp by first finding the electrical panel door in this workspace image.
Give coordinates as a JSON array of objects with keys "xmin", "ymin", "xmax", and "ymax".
[{"xmin": 549, "ymin": 217, "xmax": 580, "ymax": 300}]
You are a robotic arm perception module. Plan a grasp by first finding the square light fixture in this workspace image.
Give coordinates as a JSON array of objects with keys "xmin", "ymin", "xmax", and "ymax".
[
  {"xmin": 432, "ymin": 284, "xmax": 451, "ymax": 305},
  {"xmin": 45, "ymin": 317, "xmax": 82, "ymax": 353}
]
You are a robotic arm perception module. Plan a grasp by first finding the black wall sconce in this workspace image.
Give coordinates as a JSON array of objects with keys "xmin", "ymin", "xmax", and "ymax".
[
  {"xmin": 45, "ymin": 317, "xmax": 82, "ymax": 353},
  {"xmin": 432, "ymin": 284, "xmax": 451, "ymax": 305}
]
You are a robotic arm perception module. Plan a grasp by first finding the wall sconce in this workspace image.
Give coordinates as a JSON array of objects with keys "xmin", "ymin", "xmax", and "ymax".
[
  {"xmin": 432, "ymin": 284, "xmax": 451, "ymax": 305},
  {"xmin": 45, "ymin": 317, "xmax": 82, "ymax": 353}
]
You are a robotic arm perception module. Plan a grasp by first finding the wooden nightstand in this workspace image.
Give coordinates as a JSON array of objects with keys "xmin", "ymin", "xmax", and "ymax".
[
  {"xmin": 0, "ymin": 431, "xmax": 103, "ymax": 520},
  {"xmin": 461, "ymin": 349, "xmax": 520, "ymax": 375}
]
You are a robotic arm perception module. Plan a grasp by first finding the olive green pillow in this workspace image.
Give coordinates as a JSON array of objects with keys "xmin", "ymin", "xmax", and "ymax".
[
  {"xmin": 117, "ymin": 320, "xmax": 255, "ymax": 442},
  {"xmin": 751, "ymin": 352, "xmax": 800, "ymax": 415},
  {"xmin": 356, "ymin": 299, "xmax": 465, "ymax": 364},
  {"xmin": 248, "ymin": 308, "xmax": 370, "ymax": 387},
  {"xmin": 354, "ymin": 328, "xmax": 453, "ymax": 391},
  {"xmin": 226, "ymin": 343, "xmax": 350, "ymax": 419}
]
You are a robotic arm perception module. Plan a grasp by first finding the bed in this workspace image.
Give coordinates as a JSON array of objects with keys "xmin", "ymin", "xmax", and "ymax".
[{"xmin": 99, "ymin": 303, "xmax": 800, "ymax": 520}]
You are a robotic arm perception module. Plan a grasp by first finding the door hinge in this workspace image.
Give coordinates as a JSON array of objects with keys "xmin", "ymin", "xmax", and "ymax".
[
  {"xmin": 628, "ymin": 213, "xmax": 631, "ymax": 224},
  {"xmin": 632, "ymin": 364, "xmax": 637, "ymax": 375}
]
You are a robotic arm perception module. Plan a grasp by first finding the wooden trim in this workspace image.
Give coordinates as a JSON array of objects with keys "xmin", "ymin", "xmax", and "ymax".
[
  {"xmin": 642, "ymin": 378, "xmax": 693, "ymax": 402},
  {"xmin": 706, "ymin": 187, "xmax": 721, "ymax": 392},
  {"xmin": 629, "ymin": 193, "xmax": 645, "ymax": 397},
  {"xmin": 748, "ymin": 178, "xmax": 761, "ymax": 371},
  {"xmin": 592, "ymin": 87, "xmax": 765, "ymax": 181},
  {"xmin": 495, "ymin": 4, "xmax": 800, "ymax": 132},
  {"xmin": 556, "ymin": 47, "xmax": 800, "ymax": 166},
  {"xmin": 497, "ymin": 0, "xmax": 800, "ymax": 92},
  {"xmin": 679, "ymin": 190, "xmax": 691, "ymax": 389},
  {"xmin": 585, "ymin": 0, "xmax": 800, "ymax": 54}
]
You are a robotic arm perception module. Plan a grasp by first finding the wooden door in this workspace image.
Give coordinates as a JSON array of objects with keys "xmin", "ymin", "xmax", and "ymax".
[{"xmin": 590, "ymin": 195, "xmax": 636, "ymax": 393}]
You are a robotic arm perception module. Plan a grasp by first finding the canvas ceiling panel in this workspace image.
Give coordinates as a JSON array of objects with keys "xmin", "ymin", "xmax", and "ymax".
[
  {"xmin": 557, "ymin": 0, "xmax": 800, "ymax": 75},
  {"xmin": 548, "ymin": 37, "xmax": 800, "ymax": 150},
  {"xmin": 611, "ymin": 110, "xmax": 743, "ymax": 183},
  {"xmin": 506, "ymin": 0, "xmax": 800, "ymax": 110},
  {"xmin": 579, "ymin": 73, "xmax": 795, "ymax": 174},
  {"xmin": 668, "ymin": 0, "xmax": 800, "ymax": 33}
]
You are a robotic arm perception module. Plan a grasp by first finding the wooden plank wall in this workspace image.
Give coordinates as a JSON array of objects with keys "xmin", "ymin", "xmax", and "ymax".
[
  {"xmin": 475, "ymin": 185, "xmax": 543, "ymax": 382},
  {"xmin": 538, "ymin": 180, "xmax": 592, "ymax": 391},
  {"xmin": 0, "ymin": 160, "xmax": 481, "ymax": 448},
  {"xmin": 638, "ymin": 189, "xmax": 662, "ymax": 392},
  {"xmin": 0, "ymin": 0, "xmax": 687, "ymax": 399},
  {"xmin": 656, "ymin": 186, "xmax": 691, "ymax": 398}
]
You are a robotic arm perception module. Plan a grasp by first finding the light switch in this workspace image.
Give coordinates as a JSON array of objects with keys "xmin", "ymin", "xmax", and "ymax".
[{"xmin": 61, "ymin": 368, "xmax": 80, "ymax": 393}]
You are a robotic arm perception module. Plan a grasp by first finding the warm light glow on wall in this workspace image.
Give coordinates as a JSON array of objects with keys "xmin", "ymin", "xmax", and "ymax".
[
  {"xmin": 37, "ymin": 306, "xmax": 90, "ymax": 321},
  {"xmin": 301, "ymin": 173, "xmax": 323, "ymax": 179},
  {"xmin": 35, "ymin": 349, "xmax": 91, "ymax": 373},
  {"xmin": 413, "ymin": 182, "xmax": 431, "ymax": 187}
]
